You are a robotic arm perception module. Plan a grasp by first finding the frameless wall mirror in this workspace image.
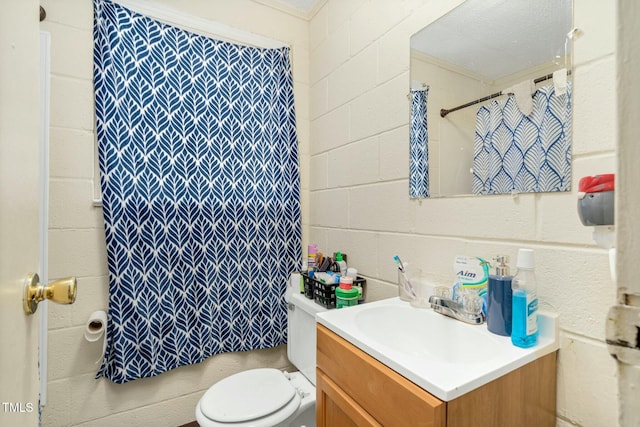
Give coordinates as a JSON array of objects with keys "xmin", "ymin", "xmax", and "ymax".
[{"xmin": 409, "ymin": 0, "xmax": 573, "ymax": 198}]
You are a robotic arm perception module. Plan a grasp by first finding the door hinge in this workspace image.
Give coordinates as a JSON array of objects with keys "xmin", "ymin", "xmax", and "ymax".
[{"xmin": 606, "ymin": 303, "xmax": 640, "ymax": 366}]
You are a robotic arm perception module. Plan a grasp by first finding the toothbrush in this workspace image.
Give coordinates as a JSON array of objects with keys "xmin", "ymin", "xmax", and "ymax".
[{"xmin": 393, "ymin": 255, "xmax": 417, "ymax": 298}]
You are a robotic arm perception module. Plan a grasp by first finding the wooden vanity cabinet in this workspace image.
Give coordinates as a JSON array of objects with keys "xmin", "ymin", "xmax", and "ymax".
[{"xmin": 316, "ymin": 324, "xmax": 557, "ymax": 427}]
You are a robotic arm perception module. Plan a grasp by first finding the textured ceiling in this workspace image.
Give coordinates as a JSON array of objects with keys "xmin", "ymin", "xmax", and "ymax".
[{"xmin": 411, "ymin": 0, "xmax": 572, "ymax": 80}]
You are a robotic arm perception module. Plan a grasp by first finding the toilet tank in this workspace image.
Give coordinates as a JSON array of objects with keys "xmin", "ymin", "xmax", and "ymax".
[{"xmin": 286, "ymin": 290, "xmax": 326, "ymax": 386}]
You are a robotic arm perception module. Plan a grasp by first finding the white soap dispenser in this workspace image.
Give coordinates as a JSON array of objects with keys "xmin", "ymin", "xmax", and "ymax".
[{"xmin": 577, "ymin": 173, "xmax": 615, "ymax": 282}]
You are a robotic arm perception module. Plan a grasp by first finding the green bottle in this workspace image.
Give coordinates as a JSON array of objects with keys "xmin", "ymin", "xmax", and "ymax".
[{"xmin": 336, "ymin": 276, "xmax": 358, "ymax": 309}]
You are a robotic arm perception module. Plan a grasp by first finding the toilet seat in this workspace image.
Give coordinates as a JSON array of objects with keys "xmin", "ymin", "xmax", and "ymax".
[{"xmin": 198, "ymin": 368, "xmax": 301, "ymax": 426}]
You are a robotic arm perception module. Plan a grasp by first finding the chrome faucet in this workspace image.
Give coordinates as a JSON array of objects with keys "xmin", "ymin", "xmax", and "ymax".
[{"xmin": 428, "ymin": 295, "xmax": 486, "ymax": 325}]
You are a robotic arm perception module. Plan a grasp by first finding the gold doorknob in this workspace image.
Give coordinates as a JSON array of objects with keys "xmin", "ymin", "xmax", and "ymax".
[{"xmin": 23, "ymin": 273, "xmax": 77, "ymax": 315}]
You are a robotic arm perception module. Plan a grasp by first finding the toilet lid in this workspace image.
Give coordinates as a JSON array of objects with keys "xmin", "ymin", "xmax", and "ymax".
[{"xmin": 200, "ymin": 368, "xmax": 298, "ymax": 423}]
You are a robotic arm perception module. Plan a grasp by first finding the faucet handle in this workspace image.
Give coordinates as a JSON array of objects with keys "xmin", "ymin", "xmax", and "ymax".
[
  {"xmin": 461, "ymin": 294, "xmax": 483, "ymax": 315},
  {"xmin": 434, "ymin": 286, "xmax": 451, "ymax": 299}
]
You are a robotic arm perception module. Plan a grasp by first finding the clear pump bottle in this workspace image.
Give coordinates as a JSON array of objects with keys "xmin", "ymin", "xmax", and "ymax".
[{"xmin": 511, "ymin": 249, "xmax": 538, "ymax": 348}]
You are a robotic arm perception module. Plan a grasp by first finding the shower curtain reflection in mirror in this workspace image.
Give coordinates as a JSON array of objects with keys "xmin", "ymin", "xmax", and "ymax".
[
  {"xmin": 473, "ymin": 83, "xmax": 572, "ymax": 195},
  {"xmin": 409, "ymin": 87, "xmax": 429, "ymax": 198}
]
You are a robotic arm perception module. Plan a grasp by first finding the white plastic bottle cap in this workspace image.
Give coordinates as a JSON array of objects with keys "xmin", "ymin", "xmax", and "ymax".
[
  {"xmin": 517, "ymin": 249, "xmax": 534, "ymax": 269},
  {"xmin": 339, "ymin": 275, "xmax": 353, "ymax": 288},
  {"xmin": 346, "ymin": 267, "xmax": 358, "ymax": 279}
]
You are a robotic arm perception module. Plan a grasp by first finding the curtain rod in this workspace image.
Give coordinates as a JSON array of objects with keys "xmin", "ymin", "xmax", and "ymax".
[{"xmin": 440, "ymin": 70, "xmax": 571, "ymax": 118}]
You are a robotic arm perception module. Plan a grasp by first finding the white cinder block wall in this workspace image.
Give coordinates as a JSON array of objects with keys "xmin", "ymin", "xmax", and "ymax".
[
  {"xmin": 38, "ymin": 0, "xmax": 619, "ymax": 426},
  {"xmin": 309, "ymin": 1, "xmax": 618, "ymax": 427},
  {"xmin": 40, "ymin": 0, "xmax": 308, "ymax": 425}
]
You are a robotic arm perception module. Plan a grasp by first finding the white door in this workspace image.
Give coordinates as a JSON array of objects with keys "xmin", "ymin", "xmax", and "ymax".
[
  {"xmin": 612, "ymin": 1, "xmax": 640, "ymax": 425},
  {"xmin": 0, "ymin": 1, "xmax": 42, "ymax": 425}
]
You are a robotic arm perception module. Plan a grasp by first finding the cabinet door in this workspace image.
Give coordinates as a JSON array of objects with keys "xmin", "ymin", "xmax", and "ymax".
[
  {"xmin": 316, "ymin": 369, "xmax": 381, "ymax": 427},
  {"xmin": 317, "ymin": 325, "xmax": 446, "ymax": 427}
]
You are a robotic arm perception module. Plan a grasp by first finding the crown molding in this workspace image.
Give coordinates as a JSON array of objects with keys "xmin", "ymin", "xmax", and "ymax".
[{"xmin": 253, "ymin": 0, "xmax": 326, "ymax": 20}]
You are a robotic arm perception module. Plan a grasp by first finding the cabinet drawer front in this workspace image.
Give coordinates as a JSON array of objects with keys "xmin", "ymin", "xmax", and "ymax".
[{"xmin": 317, "ymin": 325, "xmax": 446, "ymax": 427}]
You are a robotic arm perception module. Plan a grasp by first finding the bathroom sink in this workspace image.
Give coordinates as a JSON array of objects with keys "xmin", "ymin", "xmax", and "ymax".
[
  {"xmin": 355, "ymin": 305, "xmax": 501, "ymax": 364},
  {"xmin": 316, "ymin": 297, "xmax": 559, "ymax": 401}
]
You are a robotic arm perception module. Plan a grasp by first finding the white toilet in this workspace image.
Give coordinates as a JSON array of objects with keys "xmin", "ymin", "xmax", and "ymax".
[{"xmin": 195, "ymin": 282, "xmax": 325, "ymax": 427}]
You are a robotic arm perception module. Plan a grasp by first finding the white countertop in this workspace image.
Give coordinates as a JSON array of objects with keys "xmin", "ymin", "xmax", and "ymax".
[{"xmin": 316, "ymin": 296, "xmax": 559, "ymax": 401}]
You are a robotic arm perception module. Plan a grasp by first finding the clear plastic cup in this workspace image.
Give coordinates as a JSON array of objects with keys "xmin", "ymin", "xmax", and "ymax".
[{"xmin": 398, "ymin": 263, "xmax": 421, "ymax": 301}]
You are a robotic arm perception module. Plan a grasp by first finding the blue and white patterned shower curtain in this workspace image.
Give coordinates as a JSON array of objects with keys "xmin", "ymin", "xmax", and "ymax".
[
  {"xmin": 409, "ymin": 88, "xmax": 429, "ymax": 198},
  {"xmin": 93, "ymin": 0, "xmax": 301, "ymax": 383},
  {"xmin": 472, "ymin": 84, "xmax": 572, "ymax": 194}
]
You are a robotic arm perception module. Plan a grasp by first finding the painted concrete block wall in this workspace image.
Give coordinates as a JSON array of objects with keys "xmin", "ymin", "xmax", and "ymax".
[
  {"xmin": 37, "ymin": 0, "xmax": 620, "ymax": 425},
  {"xmin": 309, "ymin": 1, "xmax": 618, "ymax": 426},
  {"xmin": 40, "ymin": 0, "xmax": 307, "ymax": 425}
]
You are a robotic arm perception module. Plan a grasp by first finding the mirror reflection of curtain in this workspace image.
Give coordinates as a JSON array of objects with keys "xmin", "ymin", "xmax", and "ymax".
[
  {"xmin": 409, "ymin": 88, "xmax": 429, "ymax": 198},
  {"xmin": 472, "ymin": 84, "xmax": 572, "ymax": 195}
]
